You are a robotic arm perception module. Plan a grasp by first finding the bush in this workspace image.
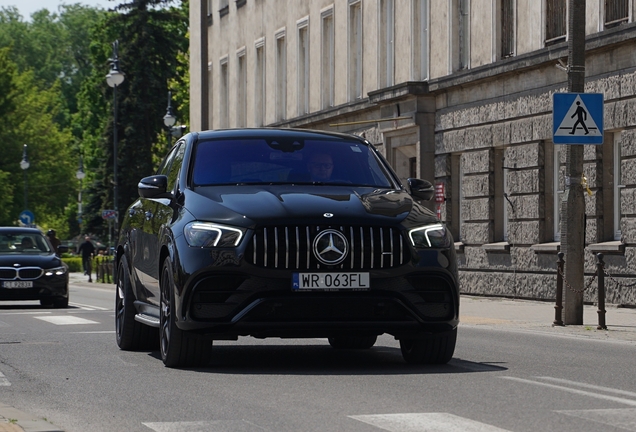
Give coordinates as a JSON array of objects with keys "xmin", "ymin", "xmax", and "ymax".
[{"xmin": 63, "ymin": 257, "xmax": 83, "ymax": 272}]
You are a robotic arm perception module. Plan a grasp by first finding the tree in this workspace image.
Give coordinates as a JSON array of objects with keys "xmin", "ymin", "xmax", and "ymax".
[{"xmin": 83, "ymin": 0, "xmax": 188, "ymax": 237}]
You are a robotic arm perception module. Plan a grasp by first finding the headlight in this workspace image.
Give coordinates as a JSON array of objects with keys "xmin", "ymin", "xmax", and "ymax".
[
  {"xmin": 45, "ymin": 266, "xmax": 68, "ymax": 277},
  {"xmin": 408, "ymin": 223, "xmax": 451, "ymax": 248},
  {"xmin": 184, "ymin": 222, "xmax": 244, "ymax": 247}
]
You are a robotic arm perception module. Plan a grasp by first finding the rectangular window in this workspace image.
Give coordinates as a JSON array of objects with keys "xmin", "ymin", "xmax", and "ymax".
[
  {"xmin": 321, "ymin": 8, "xmax": 335, "ymax": 109},
  {"xmin": 348, "ymin": 0, "xmax": 362, "ymax": 101},
  {"xmin": 237, "ymin": 48, "xmax": 247, "ymax": 127},
  {"xmin": 378, "ymin": 0, "xmax": 395, "ymax": 87},
  {"xmin": 219, "ymin": 57, "xmax": 229, "ymax": 128},
  {"xmin": 411, "ymin": 0, "xmax": 429, "ymax": 80},
  {"xmin": 545, "ymin": 0, "xmax": 566, "ymax": 44},
  {"xmin": 459, "ymin": 0, "xmax": 470, "ymax": 69},
  {"xmin": 255, "ymin": 39, "xmax": 265, "ymax": 126},
  {"xmin": 219, "ymin": 0, "xmax": 229, "ymax": 17},
  {"xmin": 298, "ymin": 18, "xmax": 309, "ymax": 116},
  {"xmin": 605, "ymin": 0, "xmax": 630, "ymax": 28},
  {"xmin": 614, "ymin": 131, "xmax": 624, "ymax": 240},
  {"xmin": 276, "ymin": 31, "xmax": 287, "ymax": 121},
  {"xmin": 501, "ymin": 0, "xmax": 515, "ymax": 58}
]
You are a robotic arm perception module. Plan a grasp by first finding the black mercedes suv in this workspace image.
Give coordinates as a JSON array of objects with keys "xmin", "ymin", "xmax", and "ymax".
[{"xmin": 115, "ymin": 128, "xmax": 459, "ymax": 367}]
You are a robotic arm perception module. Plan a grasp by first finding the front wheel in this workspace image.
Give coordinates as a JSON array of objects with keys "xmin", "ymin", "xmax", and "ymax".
[
  {"xmin": 399, "ymin": 328, "xmax": 457, "ymax": 365},
  {"xmin": 160, "ymin": 257, "xmax": 212, "ymax": 368},
  {"xmin": 115, "ymin": 258, "xmax": 157, "ymax": 350}
]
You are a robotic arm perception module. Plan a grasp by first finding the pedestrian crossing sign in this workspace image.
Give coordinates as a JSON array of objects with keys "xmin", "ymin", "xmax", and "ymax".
[{"xmin": 553, "ymin": 93, "xmax": 604, "ymax": 144}]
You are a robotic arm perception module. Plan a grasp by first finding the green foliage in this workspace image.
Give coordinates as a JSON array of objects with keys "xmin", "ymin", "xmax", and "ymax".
[
  {"xmin": 62, "ymin": 257, "xmax": 83, "ymax": 272},
  {"xmin": 83, "ymin": 0, "xmax": 189, "ymax": 236}
]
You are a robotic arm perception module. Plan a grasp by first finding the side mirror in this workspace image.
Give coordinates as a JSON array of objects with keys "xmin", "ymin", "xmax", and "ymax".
[
  {"xmin": 407, "ymin": 178, "xmax": 435, "ymax": 201},
  {"xmin": 138, "ymin": 175, "xmax": 171, "ymax": 199}
]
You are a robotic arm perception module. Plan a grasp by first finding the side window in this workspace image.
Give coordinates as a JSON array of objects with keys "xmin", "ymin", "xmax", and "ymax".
[
  {"xmin": 166, "ymin": 143, "xmax": 185, "ymax": 192},
  {"xmin": 157, "ymin": 145, "xmax": 179, "ymax": 176}
]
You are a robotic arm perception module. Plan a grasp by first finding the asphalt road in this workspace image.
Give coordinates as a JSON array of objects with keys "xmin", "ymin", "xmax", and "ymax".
[{"xmin": 0, "ymin": 276, "xmax": 635, "ymax": 432}]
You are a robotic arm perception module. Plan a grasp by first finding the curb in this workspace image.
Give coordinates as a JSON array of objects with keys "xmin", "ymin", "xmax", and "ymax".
[{"xmin": 0, "ymin": 404, "xmax": 62, "ymax": 432}]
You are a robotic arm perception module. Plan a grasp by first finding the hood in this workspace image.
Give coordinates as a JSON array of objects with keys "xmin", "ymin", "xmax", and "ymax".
[
  {"xmin": 185, "ymin": 185, "xmax": 437, "ymax": 227},
  {"xmin": 0, "ymin": 253, "xmax": 64, "ymax": 269}
]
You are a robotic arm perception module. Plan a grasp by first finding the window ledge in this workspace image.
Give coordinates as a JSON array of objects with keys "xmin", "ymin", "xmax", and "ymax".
[
  {"xmin": 454, "ymin": 242, "xmax": 464, "ymax": 254},
  {"xmin": 482, "ymin": 242, "xmax": 510, "ymax": 253},
  {"xmin": 588, "ymin": 241, "xmax": 625, "ymax": 255},
  {"xmin": 531, "ymin": 242, "xmax": 560, "ymax": 254}
]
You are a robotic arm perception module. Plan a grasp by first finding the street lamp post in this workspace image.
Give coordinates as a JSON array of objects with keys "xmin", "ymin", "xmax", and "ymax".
[
  {"xmin": 76, "ymin": 155, "xmax": 85, "ymax": 234},
  {"xmin": 106, "ymin": 40, "xmax": 125, "ymax": 241},
  {"xmin": 20, "ymin": 144, "xmax": 30, "ymax": 211},
  {"xmin": 163, "ymin": 91, "xmax": 177, "ymax": 146}
]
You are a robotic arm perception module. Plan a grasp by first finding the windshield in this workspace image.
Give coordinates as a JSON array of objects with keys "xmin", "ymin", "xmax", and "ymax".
[
  {"xmin": 192, "ymin": 138, "xmax": 394, "ymax": 188},
  {"xmin": 0, "ymin": 233, "xmax": 52, "ymax": 255}
]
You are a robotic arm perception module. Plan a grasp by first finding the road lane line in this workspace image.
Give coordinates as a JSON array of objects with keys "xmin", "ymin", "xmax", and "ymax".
[
  {"xmin": 537, "ymin": 376, "xmax": 636, "ymax": 398},
  {"xmin": 142, "ymin": 420, "xmax": 266, "ymax": 431},
  {"xmin": 555, "ymin": 408, "xmax": 636, "ymax": 430},
  {"xmin": 500, "ymin": 377, "xmax": 636, "ymax": 406},
  {"xmin": 34, "ymin": 316, "xmax": 99, "ymax": 325},
  {"xmin": 69, "ymin": 302, "xmax": 109, "ymax": 311},
  {"xmin": 349, "ymin": 413, "xmax": 512, "ymax": 432},
  {"xmin": 0, "ymin": 312, "xmax": 51, "ymax": 315}
]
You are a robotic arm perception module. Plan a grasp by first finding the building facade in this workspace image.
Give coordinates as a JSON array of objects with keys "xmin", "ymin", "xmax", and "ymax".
[{"xmin": 190, "ymin": 0, "xmax": 636, "ymax": 306}]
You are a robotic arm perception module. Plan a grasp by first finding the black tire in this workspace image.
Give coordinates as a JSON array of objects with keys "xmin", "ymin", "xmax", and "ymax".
[
  {"xmin": 52, "ymin": 296, "xmax": 69, "ymax": 308},
  {"xmin": 160, "ymin": 257, "xmax": 212, "ymax": 368},
  {"xmin": 115, "ymin": 258, "xmax": 157, "ymax": 350},
  {"xmin": 328, "ymin": 335, "xmax": 377, "ymax": 350},
  {"xmin": 399, "ymin": 328, "xmax": 457, "ymax": 365}
]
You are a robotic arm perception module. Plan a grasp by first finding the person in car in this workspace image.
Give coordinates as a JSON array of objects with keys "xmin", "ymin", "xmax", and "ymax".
[{"xmin": 307, "ymin": 153, "xmax": 334, "ymax": 181}]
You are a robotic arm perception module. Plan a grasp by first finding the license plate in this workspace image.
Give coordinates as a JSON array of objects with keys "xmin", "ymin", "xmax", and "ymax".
[
  {"xmin": 2, "ymin": 281, "xmax": 34, "ymax": 289},
  {"xmin": 292, "ymin": 272, "xmax": 370, "ymax": 291}
]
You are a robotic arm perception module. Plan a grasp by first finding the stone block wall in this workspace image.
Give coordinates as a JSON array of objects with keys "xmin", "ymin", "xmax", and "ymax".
[{"xmin": 435, "ymin": 61, "xmax": 636, "ymax": 307}]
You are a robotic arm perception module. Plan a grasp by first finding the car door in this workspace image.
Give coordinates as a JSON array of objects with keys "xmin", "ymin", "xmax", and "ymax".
[{"xmin": 140, "ymin": 141, "xmax": 186, "ymax": 303}]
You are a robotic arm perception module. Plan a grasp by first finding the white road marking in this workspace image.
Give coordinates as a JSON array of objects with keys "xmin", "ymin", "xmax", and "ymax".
[
  {"xmin": 0, "ymin": 372, "xmax": 10, "ymax": 386},
  {"xmin": 69, "ymin": 302, "xmax": 109, "ymax": 311},
  {"xmin": 0, "ymin": 312, "xmax": 51, "ymax": 315},
  {"xmin": 34, "ymin": 316, "xmax": 99, "ymax": 325},
  {"xmin": 349, "ymin": 413, "xmax": 512, "ymax": 432},
  {"xmin": 536, "ymin": 376, "xmax": 636, "ymax": 398},
  {"xmin": 500, "ymin": 377, "xmax": 636, "ymax": 407},
  {"xmin": 143, "ymin": 420, "xmax": 266, "ymax": 431},
  {"xmin": 556, "ymin": 408, "xmax": 636, "ymax": 430}
]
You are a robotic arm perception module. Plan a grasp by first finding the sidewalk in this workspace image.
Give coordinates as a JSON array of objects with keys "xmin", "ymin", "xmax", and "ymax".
[{"xmin": 1, "ymin": 277, "xmax": 634, "ymax": 432}]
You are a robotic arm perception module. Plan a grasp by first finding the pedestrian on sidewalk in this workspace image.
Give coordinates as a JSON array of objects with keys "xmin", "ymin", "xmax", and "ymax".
[
  {"xmin": 77, "ymin": 236, "xmax": 95, "ymax": 282},
  {"xmin": 47, "ymin": 229, "xmax": 61, "ymax": 255}
]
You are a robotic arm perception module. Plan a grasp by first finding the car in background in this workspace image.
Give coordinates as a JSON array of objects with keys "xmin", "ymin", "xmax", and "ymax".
[
  {"xmin": 115, "ymin": 128, "xmax": 459, "ymax": 367},
  {"xmin": 0, "ymin": 227, "xmax": 69, "ymax": 308}
]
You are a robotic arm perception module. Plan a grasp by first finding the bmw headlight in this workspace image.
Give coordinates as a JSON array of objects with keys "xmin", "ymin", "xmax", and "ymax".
[
  {"xmin": 45, "ymin": 266, "xmax": 68, "ymax": 277},
  {"xmin": 184, "ymin": 222, "xmax": 244, "ymax": 248},
  {"xmin": 408, "ymin": 223, "xmax": 451, "ymax": 248}
]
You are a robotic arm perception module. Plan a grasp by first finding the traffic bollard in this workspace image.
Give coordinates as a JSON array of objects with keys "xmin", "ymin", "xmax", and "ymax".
[
  {"xmin": 554, "ymin": 252, "xmax": 565, "ymax": 326},
  {"xmin": 596, "ymin": 253, "xmax": 607, "ymax": 330}
]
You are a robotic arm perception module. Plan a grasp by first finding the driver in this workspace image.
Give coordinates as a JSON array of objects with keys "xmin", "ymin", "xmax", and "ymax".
[{"xmin": 307, "ymin": 153, "xmax": 334, "ymax": 181}]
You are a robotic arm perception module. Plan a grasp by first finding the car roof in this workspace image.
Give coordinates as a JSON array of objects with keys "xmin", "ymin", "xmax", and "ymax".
[
  {"xmin": 193, "ymin": 128, "xmax": 368, "ymax": 143},
  {"xmin": 0, "ymin": 227, "xmax": 42, "ymax": 235}
]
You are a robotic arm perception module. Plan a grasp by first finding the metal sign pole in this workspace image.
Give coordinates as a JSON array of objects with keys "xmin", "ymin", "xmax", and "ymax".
[{"xmin": 562, "ymin": 0, "xmax": 586, "ymax": 325}]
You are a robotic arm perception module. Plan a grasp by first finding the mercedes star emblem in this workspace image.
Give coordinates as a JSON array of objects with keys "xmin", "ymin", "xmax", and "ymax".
[{"xmin": 313, "ymin": 229, "xmax": 348, "ymax": 265}]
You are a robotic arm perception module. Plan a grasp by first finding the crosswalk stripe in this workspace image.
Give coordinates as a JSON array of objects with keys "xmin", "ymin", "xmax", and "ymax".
[
  {"xmin": 349, "ymin": 413, "xmax": 512, "ymax": 432},
  {"xmin": 34, "ymin": 316, "xmax": 99, "ymax": 325},
  {"xmin": 70, "ymin": 302, "xmax": 109, "ymax": 311},
  {"xmin": 142, "ymin": 420, "xmax": 262, "ymax": 431}
]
